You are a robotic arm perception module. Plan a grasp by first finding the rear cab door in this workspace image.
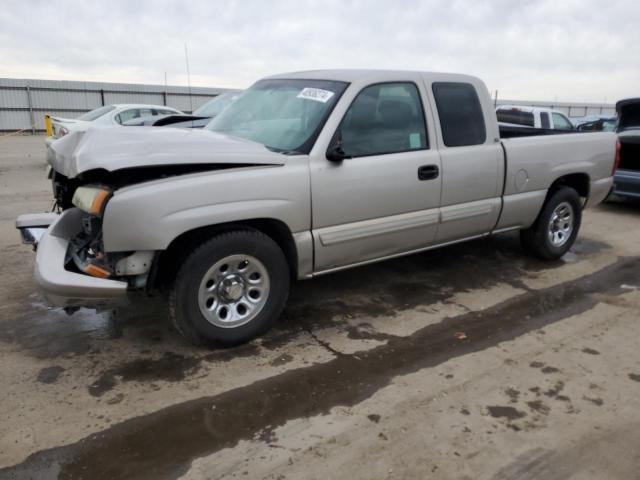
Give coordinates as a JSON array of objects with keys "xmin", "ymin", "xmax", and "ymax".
[
  {"xmin": 424, "ymin": 74, "xmax": 504, "ymax": 242},
  {"xmin": 309, "ymin": 72, "xmax": 442, "ymax": 272}
]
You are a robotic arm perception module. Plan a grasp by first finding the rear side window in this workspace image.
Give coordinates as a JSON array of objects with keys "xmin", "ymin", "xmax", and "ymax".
[
  {"xmin": 540, "ymin": 112, "xmax": 550, "ymax": 129},
  {"xmin": 496, "ymin": 108, "xmax": 535, "ymax": 127},
  {"xmin": 115, "ymin": 109, "xmax": 140, "ymax": 124},
  {"xmin": 433, "ymin": 83, "xmax": 486, "ymax": 147}
]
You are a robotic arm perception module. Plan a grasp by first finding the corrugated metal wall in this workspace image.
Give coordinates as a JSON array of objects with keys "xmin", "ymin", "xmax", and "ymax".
[
  {"xmin": 496, "ymin": 99, "xmax": 616, "ymax": 118},
  {"xmin": 0, "ymin": 76, "xmax": 616, "ymax": 132},
  {"xmin": 0, "ymin": 77, "xmax": 237, "ymax": 132}
]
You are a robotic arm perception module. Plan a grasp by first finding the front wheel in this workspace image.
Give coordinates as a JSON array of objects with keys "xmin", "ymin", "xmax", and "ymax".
[
  {"xmin": 520, "ymin": 186, "xmax": 582, "ymax": 260},
  {"xmin": 169, "ymin": 230, "xmax": 290, "ymax": 346}
]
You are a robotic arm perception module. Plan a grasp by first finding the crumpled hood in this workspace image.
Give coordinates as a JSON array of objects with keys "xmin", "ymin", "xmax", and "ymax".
[{"xmin": 47, "ymin": 126, "xmax": 286, "ymax": 178}]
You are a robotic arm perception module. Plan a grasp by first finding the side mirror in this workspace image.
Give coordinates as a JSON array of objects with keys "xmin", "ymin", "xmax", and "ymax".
[{"xmin": 326, "ymin": 145, "xmax": 349, "ymax": 162}]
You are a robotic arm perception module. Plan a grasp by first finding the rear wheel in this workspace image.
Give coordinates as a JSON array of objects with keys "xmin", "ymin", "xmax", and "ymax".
[
  {"xmin": 520, "ymin": 186, "xmax": 582, "ymax": 260},
  {"xmin": 169, "ymin": 230, "xmax": 290, "ymax": 346}
]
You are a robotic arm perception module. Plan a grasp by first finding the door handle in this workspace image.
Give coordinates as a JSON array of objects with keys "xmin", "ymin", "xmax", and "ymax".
[{"xmin": 418, "ymin": 164, "xmax": 439, "ymax": 181}]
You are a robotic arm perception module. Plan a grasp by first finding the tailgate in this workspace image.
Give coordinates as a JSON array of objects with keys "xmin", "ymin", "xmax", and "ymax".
[{"xmin": 616, "ymin": 99, "xmax": 640, "ymax": 172}]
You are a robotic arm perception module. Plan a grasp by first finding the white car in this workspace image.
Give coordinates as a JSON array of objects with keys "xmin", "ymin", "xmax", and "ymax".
[
  {"xmin": 496, "ymin": 105, "xmax": 574, "ymax": 130},
  {"xmin": 46, "ymin": 104, "xmax": 183, "ymax": 145}
]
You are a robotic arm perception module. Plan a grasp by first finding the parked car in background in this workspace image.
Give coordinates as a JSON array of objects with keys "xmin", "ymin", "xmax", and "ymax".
[
  {"xmin": 46, "ymin": 104, "xmax": 183, "ymax": 145},
  {"xmin": 572, "ymin": 115, "xmax": 617, "ymax": 132},
  {"xmin": 610, "ymin": 98, "xmax": 640, "ymax": 199},
  {"xmin": 123, "ymin": 92, "xmax": 242, "ymax": 128},
  {"xmin": 496, "ymin": 105, "xmax": 574, "ymax": 130},
  {"xmin": 18, "ymin": 69, "xmax": 615, "ymax": 346}
]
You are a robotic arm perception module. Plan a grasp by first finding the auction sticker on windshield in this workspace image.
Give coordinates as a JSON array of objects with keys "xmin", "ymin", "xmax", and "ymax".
[{"xmin": 297, "ymin": 87, "xmax": 335, "ymax": 103}]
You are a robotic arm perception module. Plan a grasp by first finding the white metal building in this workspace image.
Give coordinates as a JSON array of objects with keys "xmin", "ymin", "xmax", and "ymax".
[{"xmin": 0, "ymin": 77, "xmax": 237, "ymax": 132}]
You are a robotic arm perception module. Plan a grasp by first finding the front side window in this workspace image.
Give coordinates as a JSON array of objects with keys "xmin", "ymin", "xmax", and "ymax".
[
  {"xmin": 206, "ymin": 79, "xmax": 348, "ymax": 153},
  {"xmin": 432, "ymin": 82, "xmax": 486, "ymax": 147},
  {"xmin": 552, "ymin": 112, "xmax": 573, "ymax": 130},
  {"xmin": 335, "ymin": 82, "xmax": 428, "ymax": 158}
]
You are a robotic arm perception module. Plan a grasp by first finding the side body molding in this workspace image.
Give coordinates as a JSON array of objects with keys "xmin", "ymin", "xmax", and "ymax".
[{"xmin": 317, "ymin": 209, "xmax": 440, "ymax": 247}]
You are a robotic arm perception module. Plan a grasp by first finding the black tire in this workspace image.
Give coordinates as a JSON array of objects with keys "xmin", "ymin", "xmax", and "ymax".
[
  {"xmin": 520, "ymin": 186, "xmax": 582, "ymax": 260},
  {"xmin": 169, "ymin": 230, "xmax": 290, "ymax": 347}
]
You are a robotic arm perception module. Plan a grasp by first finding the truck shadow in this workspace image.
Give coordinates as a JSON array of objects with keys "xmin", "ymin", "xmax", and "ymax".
[
  {"xmin": 264, "ymin": 232, "xmax": 606, "ymax": 347},
  {"xmin": 3, "ymin": 232, "xmax": 609, "ymax": 360}
]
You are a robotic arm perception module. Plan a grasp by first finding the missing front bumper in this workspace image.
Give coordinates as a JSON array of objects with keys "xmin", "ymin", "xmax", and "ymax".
[
  {"xmin": 16, "ymin": 212, "xmax": 61, "ymax": 248},
  {"xmin": 17, "ymin": 209, "xmax": 128, "ymax": 308}
]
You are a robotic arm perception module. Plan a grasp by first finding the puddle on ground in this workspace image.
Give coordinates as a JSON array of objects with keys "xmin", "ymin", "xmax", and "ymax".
[
  {"xmin": 1, "ymin": 232, "xmax": 611, "ymax": 362},
  {"xmin": 2, "ymin": 256, "xmax": 637, "ymax": 480},
  {"xmin": 0, "ymin": 294, "xmax": 170, "ymax": 359},
  {"xmin": 88, "ymin": 352, "xmax": 202, "ymax": 397}
]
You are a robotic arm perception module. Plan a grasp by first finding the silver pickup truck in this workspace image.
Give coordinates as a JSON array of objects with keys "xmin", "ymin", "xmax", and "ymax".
[{"xmin": 16, "ymin": 70, "xmax": 616, "ymax": 346}]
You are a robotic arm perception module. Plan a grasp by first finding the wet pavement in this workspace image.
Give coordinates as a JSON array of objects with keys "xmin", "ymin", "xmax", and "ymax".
[{"xmin": 1, "ymin": 135, "xmax": 640, "ymax": 479}]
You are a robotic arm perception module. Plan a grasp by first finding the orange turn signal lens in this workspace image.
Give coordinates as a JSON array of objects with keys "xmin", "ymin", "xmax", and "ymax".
[
  {"xmin": 84, "ymin": 264, "xmax": 111, "ymax": 279},
  {"xmin": 88, "ymin": 189, "xmax": 111, "ymax": 216}
]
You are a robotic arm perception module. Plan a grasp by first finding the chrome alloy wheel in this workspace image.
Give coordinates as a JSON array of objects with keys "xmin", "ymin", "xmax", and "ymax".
[
  {"xmin": 197, "ymin": 254, "xmax": 270, "ymax": 328},
  {"xmin": 547, "ymin": 201, "xmax": 574, "ymax": 247}
]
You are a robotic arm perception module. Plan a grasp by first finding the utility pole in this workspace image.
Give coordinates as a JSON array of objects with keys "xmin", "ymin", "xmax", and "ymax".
[{"xmin": 184, "ymin": 43, "xmax": 193, "ymax": 113}]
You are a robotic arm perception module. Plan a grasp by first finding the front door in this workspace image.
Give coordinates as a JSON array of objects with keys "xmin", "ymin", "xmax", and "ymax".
[{"xmin": 310, "ymin": 81, "xmax": 442, "ymax": 272}]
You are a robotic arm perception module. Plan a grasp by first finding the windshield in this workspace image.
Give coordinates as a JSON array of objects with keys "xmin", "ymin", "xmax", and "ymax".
[
  {"xmin": 194, "ymin": 92, "xmax": 241, "ymax": 117},
  {"xmin": 206, "ymin": 79, "xmax": 348, "ymax": 153},
  {"xmin": 77, "ymin": 105, "xmax": 116, "ymax": 121}
]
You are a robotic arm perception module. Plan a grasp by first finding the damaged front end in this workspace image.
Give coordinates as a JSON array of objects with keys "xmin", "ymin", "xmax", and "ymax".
[
  {"xmin": 16, "ymin": 184, "xmax": 154, "ymax": 308},
  {"xmin": 20, "ymin": 126, "xmax": 288, "ymax": 308}
]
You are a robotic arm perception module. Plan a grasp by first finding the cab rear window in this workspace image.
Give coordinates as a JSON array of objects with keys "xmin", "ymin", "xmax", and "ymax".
[
  {"xmin": 496, "ymin": 108, "xmax": 534, "ymax": 127},
  {"xmin": 432, "ymin": 82, "xmax": 486, "ymax": 147}
]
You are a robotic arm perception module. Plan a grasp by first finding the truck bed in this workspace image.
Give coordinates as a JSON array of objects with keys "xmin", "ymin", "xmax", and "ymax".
[
  {"xmin": 499, "ymin": 124, "xmax": 581, "ymax": 139},
  {"xmin": 500, "ymin": 131, "xmax": 616, "ymax": 194},
  {"xmin": 494, "ymin": 131, "xmax": 616, "ymax": 231}
]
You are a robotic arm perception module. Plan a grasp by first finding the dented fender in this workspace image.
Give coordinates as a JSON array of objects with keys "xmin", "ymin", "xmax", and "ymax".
[{"xmin": 101, "ymin": 160, "xmax": 311, "ymax": 253}]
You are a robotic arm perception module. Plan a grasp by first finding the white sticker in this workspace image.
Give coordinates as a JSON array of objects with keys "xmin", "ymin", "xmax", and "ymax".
[
  {"xmin": 297, "ymin": 87, "xmax": 335, "ymax": 103},
  {"xmin": 409, "ymin": 133, "xmax": 421, "ymax": 149}
]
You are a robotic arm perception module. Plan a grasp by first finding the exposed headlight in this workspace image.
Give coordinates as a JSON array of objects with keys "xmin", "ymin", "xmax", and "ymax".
[
  {"xmin": 59, "ymin": 126, "xmax": 69, "ymax": 137},
  {"xmin": 72, "ymin": 186, "xmax": 112, "ymax": 217}
]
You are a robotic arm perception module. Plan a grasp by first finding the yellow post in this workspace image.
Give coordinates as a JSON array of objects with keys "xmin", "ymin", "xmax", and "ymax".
[{"xmin": 44, "ymin": 115, "xmax": 53, "ymax": 137}]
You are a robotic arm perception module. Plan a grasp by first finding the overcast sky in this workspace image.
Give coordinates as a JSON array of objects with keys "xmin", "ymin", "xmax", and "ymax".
[{"xmin": 1, "ymin": 0, "xmax": 638, "ymax": 102}]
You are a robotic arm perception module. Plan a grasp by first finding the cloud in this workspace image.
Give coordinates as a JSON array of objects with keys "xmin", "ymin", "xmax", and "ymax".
[{"xmin": 1, "ymin": 0, "xmax": 638, "ymax": 102}]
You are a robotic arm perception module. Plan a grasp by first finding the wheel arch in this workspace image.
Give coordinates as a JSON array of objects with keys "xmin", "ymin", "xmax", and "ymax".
[
  {"xmin": 547, "ymin": 173, "xmax": 590, "ymax": 202},
  {"xmin": 151, "ymin": 218, "xmax": 300, "ymax": 290}
]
